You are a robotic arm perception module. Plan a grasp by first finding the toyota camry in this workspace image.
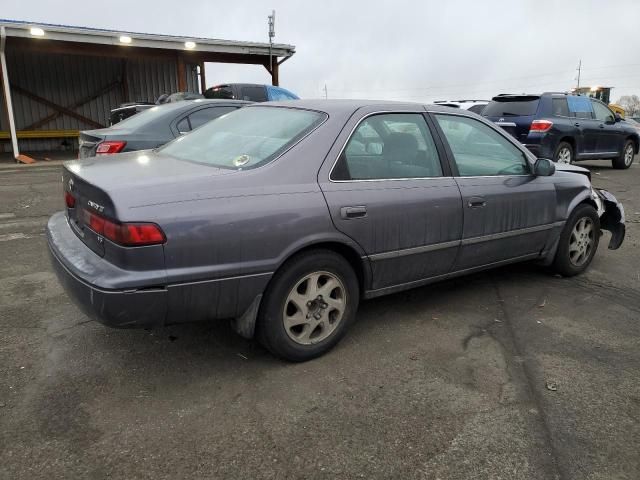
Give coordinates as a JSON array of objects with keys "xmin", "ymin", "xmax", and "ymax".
[{"xmin": 47, "ymin": 100, "xmax": 625, "ymax": 361}]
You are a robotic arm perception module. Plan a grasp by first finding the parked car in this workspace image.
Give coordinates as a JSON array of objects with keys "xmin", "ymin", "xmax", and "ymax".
[
  {"xmin": 109, "ymin": 92, "xmax": 206, "ymax": 125},
  {"xmin": 49, "ymin": 100, "xmax": 625, "ymax": 361},
  {"xmin": 433, "ymin": 99, "xmax": 489, "ymax": 114},
  {"xmin": 483, "ymin": 93, "xmax": 639, "ymax": 169},
  {"xmin": 109, "ymin": 102, "xmax": 155, "ymax": 125},
  {"xmin": 204, "ymin": 83, "xmax": 299, "ymax": 102},
  {"xmin": 80, "ymin": 99, "xmax": 249, "ymax": 158}
]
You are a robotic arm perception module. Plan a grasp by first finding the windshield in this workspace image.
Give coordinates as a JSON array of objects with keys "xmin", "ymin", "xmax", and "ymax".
[
  {"xmin": 159, "ymin": 106, "xmax": 326, "ymax": 169},
  {"xmin": 483, "ymin": 99, "xmax": 540, "ymax": 117}
]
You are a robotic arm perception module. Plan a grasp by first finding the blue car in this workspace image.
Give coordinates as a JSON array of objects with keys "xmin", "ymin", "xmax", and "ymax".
[{"xmin": 483, "ymin": 93, "xmax": 639, "ymax": 169}]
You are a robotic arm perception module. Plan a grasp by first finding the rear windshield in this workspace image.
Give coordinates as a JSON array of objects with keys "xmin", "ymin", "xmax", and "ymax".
[
  {"xmin": 159, "ymin": 106, "xmax": 326, "ymax": 169},
  {"xmin": 205, "ymin": 86, "xmax": 234, "ymax": 99},
  {"xmin": 483, "ymin": 99, "xmax": 540, "ymax": 117}
]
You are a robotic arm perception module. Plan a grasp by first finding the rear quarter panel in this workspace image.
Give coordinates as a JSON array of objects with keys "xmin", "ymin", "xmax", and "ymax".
[{"xmin": 126, "ymin": 109, "xmax": 363, "ymax": 322}]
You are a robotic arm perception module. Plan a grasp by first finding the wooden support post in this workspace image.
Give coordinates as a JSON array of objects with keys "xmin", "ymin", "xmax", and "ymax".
[
  {"xmin": 271, "ymin": 56, "xmax": 279, "ymax": 86},
  {"xmin": 120, "ymin": 58, "xmax": 129, "ymax": 102},
  {"xmin": 199, "ymin": 62, "xmax": 206, "ymax": 94},
  {"xmin": 177, "ymin": 56, "xmax": 186, "ymax": 92}
]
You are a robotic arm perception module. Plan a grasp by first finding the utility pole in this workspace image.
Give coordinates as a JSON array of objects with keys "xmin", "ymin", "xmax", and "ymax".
[
  {"xmin": 323, "ymin": 84, "xmax": 328, "ymax": 99},
  {"xmin": 268, "ymin": 10, "xmax": 275, "ymax": 79},
  {"xmin": 576, "ymin": 59, "xmax": 582, "ymax": 90}
]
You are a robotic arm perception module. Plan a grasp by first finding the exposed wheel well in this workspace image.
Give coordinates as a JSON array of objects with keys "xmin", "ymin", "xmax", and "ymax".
[
  {"xmin": 284, "ymin": 242, "xmax": 366, "ymax": 293},
  {"xmin": 558, "ymin": 136, "xmax": 576, "ymax": 153}
]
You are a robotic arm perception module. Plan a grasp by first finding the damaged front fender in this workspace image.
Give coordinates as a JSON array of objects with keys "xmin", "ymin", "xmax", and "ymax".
[{"xmin": 595, "ymin": 189, "xmax": 625, "ymax": 250}]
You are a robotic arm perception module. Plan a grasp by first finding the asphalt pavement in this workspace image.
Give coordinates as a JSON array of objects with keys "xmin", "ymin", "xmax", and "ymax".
[{"xmin": 0, "ymin": 158, "xmax": 638, "ymax": 479}]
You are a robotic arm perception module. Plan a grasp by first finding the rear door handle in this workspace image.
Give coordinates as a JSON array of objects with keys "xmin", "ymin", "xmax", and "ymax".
[
  {"xmin": 574, "ymin": 122, "xmax": 581, "ymax": 127},
  {"xmin": 340, "ymin": 206, "xmax": 367, "ymax": 219},
  {"xmin": 468, "ymin": 197, "xmax": 486, "ymax": 208},
  {"xmin": 599, "ymin": 124, "xmax": 605, "ymax": 129}
]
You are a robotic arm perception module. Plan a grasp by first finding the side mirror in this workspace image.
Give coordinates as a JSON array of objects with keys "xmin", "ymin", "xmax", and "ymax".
[
  {"xmin": 614, "ymin": 113, "xmax": 622, "ymax": 123},
  {"xmin": 534, "ymin": 158, "xmax": 556, "ymax": 176}
]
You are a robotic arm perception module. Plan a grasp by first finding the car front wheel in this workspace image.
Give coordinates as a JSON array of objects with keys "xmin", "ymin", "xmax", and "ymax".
[
  {"xmin": 553, "ymin": 204, "xmax": 600, "ymax": 277},
  {"xmin": 257, "ymin": 250, "xmax": 359, "ymax": 361},
  {"xmin": 554, "ymin": 141, "xmax": 574, "ymax": 164},
  {"xmin": 612, "ymin": 140, "xmax": 635, "ymax": 170}
]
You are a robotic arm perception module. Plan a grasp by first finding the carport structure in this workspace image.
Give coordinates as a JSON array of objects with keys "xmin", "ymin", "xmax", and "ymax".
[{"xmin": 0, "ymin": 19, "xmax": 295, "ymax": 160}]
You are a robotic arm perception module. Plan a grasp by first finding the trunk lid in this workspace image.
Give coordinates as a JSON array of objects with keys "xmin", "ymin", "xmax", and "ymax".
[
  {"xmin": 63, "ymin": 151, "xmax": 236, "ymax": 225},
  {"xmin": 63, "ymin": 165, "xmax": 116, "ymax": 257},
  {"xmin": 483, "ymin": 95, "xmax": 541, "ymax": 142}
]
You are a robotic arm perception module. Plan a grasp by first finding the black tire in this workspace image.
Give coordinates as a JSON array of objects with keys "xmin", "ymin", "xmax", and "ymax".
[
  {"xmin": 256, "ymin": 250, "xmax": 360, "ymax": 362},
  {"xmin": 554, "ymin": 141, "xmax": 574, "ymax": 165},
  {"xmin": 612, "ymin": 140, "xmax": 635, "ymax": 170},
  {"xmin": 552, "ymin": 204, "xmax": 600, "ymax": 277}
]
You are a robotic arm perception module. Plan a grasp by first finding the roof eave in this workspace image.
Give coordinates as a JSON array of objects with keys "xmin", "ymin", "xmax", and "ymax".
[{"xmin": 0, "ymin": 23, "xmax": 295, "ymax": 57}]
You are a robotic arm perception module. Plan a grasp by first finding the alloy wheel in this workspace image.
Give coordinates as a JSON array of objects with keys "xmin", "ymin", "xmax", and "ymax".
[
  {"xmin": 568, "ymin": 217, "xmax": 594, "ymax": 267},
  {"xmin": 283, "ymin": 271, "xmax": 347, "ymax": 345},
  {"xmin": 556, "ymin": 147, "xmax": 572, "ymax": 164},
  {"xmin": 624, "ymin": 144, "xmax": 634, "ymax": 166}
]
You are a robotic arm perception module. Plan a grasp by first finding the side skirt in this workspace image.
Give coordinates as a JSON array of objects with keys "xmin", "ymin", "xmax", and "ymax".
[{"xmin": 363, "ymin": 253, "xmax": 541, "ymax": 299}]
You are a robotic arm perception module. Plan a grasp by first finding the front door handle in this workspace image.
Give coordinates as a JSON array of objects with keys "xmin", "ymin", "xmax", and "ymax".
[
  {"xmin": 340, "ymin": 206, "xmax": 367, "ymax": 219},
  {"xmin": 599, "ymin": 124, "xmax": 605, "ymax": 129},
  {"xmin": 574, "ymin": 122, "xmax": 581, "ymax": 127},
  {"xmin": 468, "ymin": 197, "xmax": 486, "ymax": 208}
]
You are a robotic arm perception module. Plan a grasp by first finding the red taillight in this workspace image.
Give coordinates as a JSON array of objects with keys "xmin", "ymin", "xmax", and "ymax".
[
  {"xmin": 530, "ymin": 120, "xmax": 553, "ymax": 133},
  {"xmin": 82, "ymin": 209, "xmax": 165, "ymax": 246},
  {"xmin": 95, "ymin": 141, "xmax": 126, "ymax": 155},
  {"xmin": 65, "ymin": 191, "xmax": 76, "ymax": 208}
]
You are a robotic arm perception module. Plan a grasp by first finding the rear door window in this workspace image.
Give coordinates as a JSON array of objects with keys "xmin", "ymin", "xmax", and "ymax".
[
  {"xmin": 567, "ymin": 96, "xmax": 594, "ymax": 119},
  {"xmin": 189, "ymin": 106, "xmax": 237, "ymax": 130},
  {"xmin": 483, "ymin": 98, "xmax": 540, "ymax": 117},
  {"xmin": 176, "ymin": 117, "xmax": 190, "ymax": 134},
  {"xmin": 551, "ymin": 97, "xmax": 570, "ymax": 117}
]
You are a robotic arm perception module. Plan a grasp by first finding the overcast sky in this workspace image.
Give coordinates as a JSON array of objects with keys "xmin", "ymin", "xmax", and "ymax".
[{"xmin": 4, "ymin": 0, "xmax": 640, "ymax": 102}]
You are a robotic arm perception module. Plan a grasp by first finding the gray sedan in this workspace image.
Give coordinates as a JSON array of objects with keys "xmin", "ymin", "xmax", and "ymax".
[
  {"xmin": 79, "ymin": 99, "xmax": 249, "ymax": 157},
  {"xmin": 47, "ymin": 100, "xmax": 625, "ymax": 361}
]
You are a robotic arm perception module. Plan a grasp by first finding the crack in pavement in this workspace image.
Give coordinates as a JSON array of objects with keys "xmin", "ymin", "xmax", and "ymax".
[{"xmin": 491, "ymin": 275, "xmax": 567, "ymax": 480}]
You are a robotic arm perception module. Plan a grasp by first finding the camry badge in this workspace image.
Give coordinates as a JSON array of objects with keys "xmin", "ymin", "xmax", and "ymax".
[{"xmin": 87, "ymin": 200, "xmax": 105, "ymax": 213}]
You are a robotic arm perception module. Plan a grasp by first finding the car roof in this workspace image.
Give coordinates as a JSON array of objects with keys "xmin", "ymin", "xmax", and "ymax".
[
  {"xmin": 154, "ymin": 98, "xmax": 251, "ymax": 112},
  {"xmin": 248, "ymin": 99, "xmax": 468, "ymax": 116}
]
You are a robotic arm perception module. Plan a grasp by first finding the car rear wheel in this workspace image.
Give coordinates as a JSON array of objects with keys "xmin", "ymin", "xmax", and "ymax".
[
  {"xmin": 612, "ymin": 140, "xmax": 635, "ymax": 170},
  {"xmin": 256, "ymin": 250, "xmax": 359, "ymax": 362},
  {"xmin": 554, "ymin": 141, "xmax": 574, "ymax": 164},
  {"xmin": 552, "ymin": 204, "xmax": 600, "ymax": 277}
]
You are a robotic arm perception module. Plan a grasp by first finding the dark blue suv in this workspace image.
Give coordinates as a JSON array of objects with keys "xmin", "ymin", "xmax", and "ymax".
[{"xmin": 483, "ymin": 93, "xmax": 639, "ymax": 169}]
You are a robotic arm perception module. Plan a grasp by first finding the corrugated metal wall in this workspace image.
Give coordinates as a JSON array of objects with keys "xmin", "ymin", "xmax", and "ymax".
[{"xmin": 0, "ymin": 50, "xmax": 198, "ymax": 153}]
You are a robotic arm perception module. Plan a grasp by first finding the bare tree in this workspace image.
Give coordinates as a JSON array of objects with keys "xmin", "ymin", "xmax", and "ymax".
[{"xmin": 616, "ymin": 95, "xmax": 640, "ymax": 116}]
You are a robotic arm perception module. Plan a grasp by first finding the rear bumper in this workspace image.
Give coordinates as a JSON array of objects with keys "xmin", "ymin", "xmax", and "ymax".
[
  {"xmin": 49, "ymin": 246, "xmax": 168, "ymax": 328},
  {"xmin": 523, "ymin": 134, "xmax": 555, "ymax": 159},
  {"xmin": 47, "ymin": 211, "xmax": 271, "ymax": 330},
  {"xmin": 47, "ymin": 212, "xmax": 167, "ymax": 328}
]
